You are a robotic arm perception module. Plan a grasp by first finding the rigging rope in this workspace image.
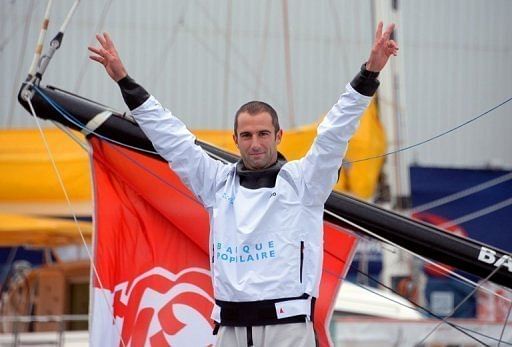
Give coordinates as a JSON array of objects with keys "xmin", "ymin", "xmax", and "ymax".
[
  {"xmin": 193, "ymin": 0, "xmax": 284, "ymax": 110},
  {"xmin": 439, "ymin": 197, "xmax": 512, "ymax": 229},
  {"xmin": 33, "ymin": 86, "xmax": 159, "ymax": 156},
  {"xmin": 353, "ymin": 277, "xmax": 512, "ymax": 345},
  {"xmin": 149, "ymin": 2, "xmax": 190, "ymax": 88},
  {"xmin": 416, "ymin": 262, "xmax": 504, "ymax": 345},
  {"xmin": 343, "ymin": 95, "xmax": 512, "ymax": 165},
  {"xmin": 322, "ymin": 265, "xmax": 512, "ymax": 345},
  {"xmin": 26, "ymin": 94, "xmax": 128, "ymax": 347},
  {"xmin": 324, "ymin": 208, "xmax": 511, "ymax": 301},
  {"xmin": 411, "ymin": 171, "xmax": 512, "ymax": 214},
  {"xmin": 23, "ymin": 2, "xmax": 126, "ymax": 343},
  {"xmin": 498, "ymin": 302, "xmax": 512, "ymax": 347}
]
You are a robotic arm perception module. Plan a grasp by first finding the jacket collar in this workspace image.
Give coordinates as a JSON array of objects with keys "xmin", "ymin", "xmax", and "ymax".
[{"xmin": 236, "ymin": 153, "xmax": 287, "ymax": 189}]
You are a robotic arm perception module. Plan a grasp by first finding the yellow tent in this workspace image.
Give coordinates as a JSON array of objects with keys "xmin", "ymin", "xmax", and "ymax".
[
  {"xmin": 0, "ymin": 128, "xmax": 91, "ymax": 216},
  {"xmin": 0, "ymin": 213, "xmax": 92, "ymax": 247}
]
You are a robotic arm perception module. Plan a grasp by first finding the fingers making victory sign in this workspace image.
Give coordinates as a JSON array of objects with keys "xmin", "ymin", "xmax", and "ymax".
[
  {"xmin": 366, "ymin": 21, "xmax": 399, "ymax": 72},
  {"xmin": 88, "ymin": 32, "xmax": 127, "ymax": 82}
]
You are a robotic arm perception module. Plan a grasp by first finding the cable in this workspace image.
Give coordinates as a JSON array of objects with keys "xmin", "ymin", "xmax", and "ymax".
[
  {"xmin": 351, "ymin": 279, "xmax": 506, "ymax": 345},
  {"xmin": 193, "ymin": 0, "xmax": 284, "ymax": 109},
  {"xmin": 36, "ymin": 84, "xmax": 512, "ymax": 197},
  {"xmin": 498, "ymin": 300, "xmax": 512, "ymax": 347},
  {"xmin": 35, "ymin": 83, "xmax": 512, "ymax": 183},
  {"xmin": 416, "ymin": 263, "xmax": 503, "ymax": 345},
  {"xmin": 439, "ymin": 197, "xmax": 512, "ymax": 229},
  {"xmin": 149, "ymin": 1, "xmax": 189, "ymax": 87},
  {"xmin": 323, "ymin": 256, "xmax": 509, "ymax": 345},
  {"xmin": 33, "ymin": 86, "xmax": 160, "ymax": 155},
  {"xmin": 26, "ymin": 94, "xmax": 128, "ymax": 347},
  {"xmin": 344, "ymin": 95, "xmax": 512, "ymax": 166},
  {"xmin": 411, "ymin": 171, "xmax": 512, "ymax": 214},
  {"xmin": 33, "ymin": 85, "xmax": 205, "ymax": 205},
  {"xmin": 325, "ymin": 209, "xmax": 511, "ymax": 302},
  {"xmin": 34, "ymin": 85, "xmax": 237, "ymax": 169}
]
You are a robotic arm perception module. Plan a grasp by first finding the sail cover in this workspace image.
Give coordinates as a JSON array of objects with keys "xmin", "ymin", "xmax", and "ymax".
[{"xmin": 88, "ymin": 137, "xmax": 358, "ymax": 347}]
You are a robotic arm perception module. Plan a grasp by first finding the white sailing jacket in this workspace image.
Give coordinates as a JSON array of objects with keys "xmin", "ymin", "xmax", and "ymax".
[{"xmin": 131, "ymin": 83, "xmax": 371, "ymax": 303}]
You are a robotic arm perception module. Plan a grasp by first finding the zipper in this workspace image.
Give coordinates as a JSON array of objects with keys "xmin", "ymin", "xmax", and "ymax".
[{"xmin": 300, "ymin": 241, "xmax": 304, "ymax": 283}]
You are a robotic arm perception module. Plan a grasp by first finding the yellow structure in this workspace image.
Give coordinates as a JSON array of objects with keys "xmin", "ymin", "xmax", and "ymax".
[
  {"xmin": 0, "ymin": 128, "xmax": 91, "ymax": 201},
  {"xmin": 0, "ymin": 213, "xmax": 92, "ymax": 247}
]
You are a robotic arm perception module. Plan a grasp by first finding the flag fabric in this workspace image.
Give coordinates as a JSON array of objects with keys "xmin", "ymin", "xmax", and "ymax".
[{"xmin": 89, "ymin": 138, "xmax": 357, "ymax": 347}]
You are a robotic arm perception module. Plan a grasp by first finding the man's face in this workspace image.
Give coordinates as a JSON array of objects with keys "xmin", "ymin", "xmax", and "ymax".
[{"xmin": 233, "ymin": 111, "xmax": 282, "ymax": 170}]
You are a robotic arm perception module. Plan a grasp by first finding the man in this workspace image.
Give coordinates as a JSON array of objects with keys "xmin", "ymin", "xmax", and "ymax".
[{"xmin": 89, "ymin": 22, "xmax": 398, "ymax": 347}]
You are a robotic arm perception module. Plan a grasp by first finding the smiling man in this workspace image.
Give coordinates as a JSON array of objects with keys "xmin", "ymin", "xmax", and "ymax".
[
  {"xmin": 233, "ymin": 101, "xmax": 282, "ymax": 170},
  {"xmin": 89, "ymin": 21, "xmax": 398, "ymax": 347}
]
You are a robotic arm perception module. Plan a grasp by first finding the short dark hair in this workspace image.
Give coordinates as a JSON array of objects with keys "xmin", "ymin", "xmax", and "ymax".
[{"xmin": 234, "ymin": 101, "xmax": 280, "ymax": 135}]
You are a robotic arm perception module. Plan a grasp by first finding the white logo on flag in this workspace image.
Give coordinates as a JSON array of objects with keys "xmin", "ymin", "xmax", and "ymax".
[{"xmin": 111, "ymin": 267, "xmax": 216, "ymax": 347}]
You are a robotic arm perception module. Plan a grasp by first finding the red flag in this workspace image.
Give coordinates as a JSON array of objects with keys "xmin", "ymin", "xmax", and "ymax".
[{"xmin": 89, "ymin": 138, "xmax": 357, "ymax": 347}]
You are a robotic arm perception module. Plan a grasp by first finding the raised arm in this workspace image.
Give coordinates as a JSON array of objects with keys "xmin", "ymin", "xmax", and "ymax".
[
  {"xmin": 88, "ymin": 33, "xmax": 228, "ymax": 208},
  {"xmin": 299, "ymin": 22, "xmax": 398, "ymax": 205},
  {"xmin": 366, "ymin": 22, "xmax": 398, "ymax": 73},
  {"xmin": 88, "ymin": 32, "xmax": 127, "ymax": 82}
]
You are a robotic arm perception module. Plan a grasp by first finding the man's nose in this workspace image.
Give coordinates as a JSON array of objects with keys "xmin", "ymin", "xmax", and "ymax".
[{"xmin": 250, "ymin": 136, "xmax": 261, "ymax": 149}]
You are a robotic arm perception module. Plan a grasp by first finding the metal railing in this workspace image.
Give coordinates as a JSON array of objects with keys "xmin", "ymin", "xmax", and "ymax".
[{"xmin": 0, "ymin": 315, "xmax": 88, "ymax": 347}]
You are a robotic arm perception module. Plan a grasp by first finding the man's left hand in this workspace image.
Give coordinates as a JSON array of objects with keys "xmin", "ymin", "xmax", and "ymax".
[{"xmin": 366, "ymin": 22, "xmax": 399, "ymax": 72}]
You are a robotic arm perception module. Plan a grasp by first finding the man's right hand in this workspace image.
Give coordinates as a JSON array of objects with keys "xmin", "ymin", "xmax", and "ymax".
[{"xmin": 88, "ymin": 32, "xmax": 127, "ymax": 82}]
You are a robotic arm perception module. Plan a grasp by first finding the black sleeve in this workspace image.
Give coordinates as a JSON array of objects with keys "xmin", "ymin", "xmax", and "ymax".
[
  {"xmin": 350, "ymin": 62, "xmax": 380, "ymax": 97},
  {"xmin": 117, "ymin": 75, "xmax": 151, "ymax": 110}
]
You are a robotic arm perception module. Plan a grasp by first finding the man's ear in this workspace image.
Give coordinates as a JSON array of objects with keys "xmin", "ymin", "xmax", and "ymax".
[
  {"xmin": 276, "ymin": 129, "xmax": 283, "ymax": 145},
  {"xmin": 232, "ymin": 133, "xmax": 239, "ymax": 147}
]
